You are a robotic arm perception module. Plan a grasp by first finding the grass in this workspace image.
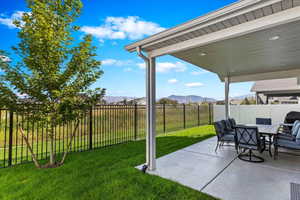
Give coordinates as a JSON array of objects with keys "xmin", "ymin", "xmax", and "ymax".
[{"xmin": 0, "ymin": 125, "xmax": 217, "ymax": 200}]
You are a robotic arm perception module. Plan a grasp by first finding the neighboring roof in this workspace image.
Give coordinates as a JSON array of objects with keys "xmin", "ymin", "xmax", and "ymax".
[{"xmin": 251, "ymin": 78, "xmax": 300, "ymax": 94}]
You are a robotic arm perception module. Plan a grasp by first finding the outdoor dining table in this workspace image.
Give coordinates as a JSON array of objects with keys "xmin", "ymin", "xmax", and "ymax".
[{"xmin": 245, "ymin": 124, "xmax": 281, "ymax": 157}]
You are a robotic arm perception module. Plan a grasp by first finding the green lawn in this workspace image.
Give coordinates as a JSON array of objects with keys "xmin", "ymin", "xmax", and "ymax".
[{"xmin": 0, "ymin": 125, "xmax": 217, "ymax": 200}]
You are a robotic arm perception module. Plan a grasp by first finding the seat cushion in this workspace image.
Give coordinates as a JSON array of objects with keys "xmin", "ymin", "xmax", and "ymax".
[
  {"xmin": 221, "ymin": 134, "xmax": 235, "ymax": 142},
  {"xmin": 291, "ymin": 120, "xmax": 300, "ymax": 136},
  {"xmin": 277, "ymin": 140, "xmax": 300, "ymax": 150},
  {"xmin": 296, "ymin": 127, "xmax": 300, "ymax": 145},
  {"xmin": 278, "ymin": 133, "xmax": 295, "ymax": 141},
  {"xmin": 226, "ymin": 131, "xmax": 235, "ymax": 136}
]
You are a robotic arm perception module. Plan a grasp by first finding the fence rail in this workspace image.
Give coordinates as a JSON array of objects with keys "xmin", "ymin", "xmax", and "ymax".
[{"xmin": 0, "ymin": 103, "xmax": 213, "ymax": 168}]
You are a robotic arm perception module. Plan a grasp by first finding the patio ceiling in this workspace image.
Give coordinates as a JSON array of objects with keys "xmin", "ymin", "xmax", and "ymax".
[{"xmin": 125, "ymin": 0, "xmax": 300, "ymax": 82}]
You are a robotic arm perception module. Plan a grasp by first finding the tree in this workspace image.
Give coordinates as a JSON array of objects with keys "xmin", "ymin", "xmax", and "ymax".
[
  {"xmin": 0, "ymin": 0, "xmax": 105, "ymax": 168},
  {"xmin": 241, "ymin": 97, "xmax": 256, "ymax": 105},
  {"xmin": 157, "ymin": 98, "xmax": 178, "ymax": 105}
]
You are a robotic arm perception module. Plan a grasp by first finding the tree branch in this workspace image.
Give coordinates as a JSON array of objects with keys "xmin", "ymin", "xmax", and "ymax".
[
  {"xmin": 19, "ymin": 126, "xmax": 41, "ymax": 168},
  {"xmin": 60, "ymin": 120, "xmax": 80, "ymax": 165}
]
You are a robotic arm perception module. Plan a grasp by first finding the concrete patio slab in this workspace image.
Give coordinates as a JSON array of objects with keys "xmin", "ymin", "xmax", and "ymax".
[
  {"xmin": 182, "ymin": 137, "xmax": 237, "ymax": 159},
  {"xmin": 146, "ymin": 150, "xmax": 236, "ymax": 191},
  {"xmin": 203, "ymin": 158, "xmax": 300, "ymax": 200},
  {"xmin": 137, "ymin": 136, "xmax": 300, "ymax": 200}
]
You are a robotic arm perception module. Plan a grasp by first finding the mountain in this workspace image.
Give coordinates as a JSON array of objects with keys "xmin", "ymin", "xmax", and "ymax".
[
  {"xmin": 103, "ymin": 96, "xmax": 136, "ymax": 103},
  {"xmin": 167, "ymin": 95, "xmax": 217, "ymax": 104},
  {"xmin": 231, "ymin": 94, "xmax": 255, "ymax": 100}
]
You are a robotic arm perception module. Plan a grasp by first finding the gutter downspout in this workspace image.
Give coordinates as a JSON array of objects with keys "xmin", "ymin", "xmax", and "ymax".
[
  {"xmin": 137, "ymin": 46, "xmax": 149, "ymax": 63},
  {"xmin": 137, "ymin": 47, "xmax": 151, "ymax": 173}
]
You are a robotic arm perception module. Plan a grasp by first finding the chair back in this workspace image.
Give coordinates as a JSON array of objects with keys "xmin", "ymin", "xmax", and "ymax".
[
  {"xmin": 214, "ymin": 121, "xmax": 226, "ymax": 139},
  {"xmin": 235, "ymin": 125, "xmax": 262, "ymax": 150},
  {"xmin": 228, "ymin": 118, "xmax": 236, "ymax": 128},
  {"xmin": 256, "ymin": 118, "xmax": 272, "ymax": 125}
]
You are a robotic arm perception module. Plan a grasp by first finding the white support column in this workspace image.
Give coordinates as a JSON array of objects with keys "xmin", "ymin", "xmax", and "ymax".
[
  {"xmin": 224, "ymin": 76, "xmax": 230, "ymax": 120},
  {"xmin": 146, "ymin": 57, "xmax": 156, "ymax": 171}
]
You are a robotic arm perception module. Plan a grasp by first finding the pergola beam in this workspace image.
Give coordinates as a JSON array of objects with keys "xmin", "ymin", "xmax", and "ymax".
[{"xmin": 148, "ymin": 6, "xmax": 300, "ymax": 58}]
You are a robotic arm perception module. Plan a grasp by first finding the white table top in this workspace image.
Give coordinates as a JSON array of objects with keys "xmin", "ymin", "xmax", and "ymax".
[{"xmin": 245, "ymin": 124, "xmax": 280, "ymax": 135}]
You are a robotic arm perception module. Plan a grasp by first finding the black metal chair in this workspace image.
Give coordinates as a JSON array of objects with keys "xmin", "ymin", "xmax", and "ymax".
[
  {"xmin": 235, "ymin": 125, "xmax": 266, "ymax": 162},
  {"xmin": 214, "ymin": 121, "xmax": 235, "ymax": 151},
  {"xmin": 256, "ymin": 118, "xmax": 272, "ymax": 125}
]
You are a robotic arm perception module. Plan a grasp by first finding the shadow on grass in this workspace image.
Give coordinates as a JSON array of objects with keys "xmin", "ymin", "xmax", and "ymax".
[{"xmin": 0, "ymin": 132, "xmax": 217, "ymax": 200}]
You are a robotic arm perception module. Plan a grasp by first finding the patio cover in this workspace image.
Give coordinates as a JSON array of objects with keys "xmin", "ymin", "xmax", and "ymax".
[{"xmin": 125, "ymin": 0, "xmax": 300, "ymax": 171}]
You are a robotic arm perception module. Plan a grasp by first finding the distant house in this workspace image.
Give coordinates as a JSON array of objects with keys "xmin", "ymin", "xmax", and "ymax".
[{"xmin": 251, "ymin": 78, "xmax": 300, "ymax": 104}]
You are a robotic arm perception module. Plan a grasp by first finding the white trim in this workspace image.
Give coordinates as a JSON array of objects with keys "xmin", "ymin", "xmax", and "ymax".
[
  {"xmin": 229, "ymin": 68, "xmax": 300, "ymax": 83},
  {"xmin": 148, "ymin": 6, "xmax": 300, "ymax": 57},
  {"xmin": 125, "ymin": 0, "xmax": 283, "ymax": 52}
]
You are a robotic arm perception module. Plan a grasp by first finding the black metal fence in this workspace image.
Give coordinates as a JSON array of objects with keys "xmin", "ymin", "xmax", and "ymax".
[{"xmin": 0, "ymin": 103, "xmax": 213, "ymax": 168}]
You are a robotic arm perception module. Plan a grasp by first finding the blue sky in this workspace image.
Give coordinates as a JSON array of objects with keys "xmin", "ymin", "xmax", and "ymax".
[{"xmin": 0, "ymin": 0, "xmax": 253, "ymax": 100}]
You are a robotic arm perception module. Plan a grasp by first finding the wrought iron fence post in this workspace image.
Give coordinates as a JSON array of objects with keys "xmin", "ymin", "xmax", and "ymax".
[
  {"xmin": 8, "ymin": 110, "xmax": 13, "ymax": 166},
  {"xmin": 197, "ymin": 104, "xmax": 200, "ymax": 126},
  {"xmin": 134, "ymin": 104, "xmax": 138, "ymax": 140},
  {"xmin": 163, "ymin": 103, "xmax": 166, "ymax": 133},
  {"xmin": 183, "ymin": 104, "xmax": 186, "ymax": 129},
  {"xmin": 89, "ymin": 107, "xmax": 93, "ymax": 150}
]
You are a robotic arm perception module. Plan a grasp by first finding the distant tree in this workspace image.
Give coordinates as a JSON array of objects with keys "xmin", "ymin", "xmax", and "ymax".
[
  {"xmin": 122, "ymin": 98, "xmax": 128, "ymax": 105},
  {"xmin": 0, "ymin": 0, "xmax": 105, "ymax": 168},
  {"xmin": 216, "ymin": 101, "xmax": 225, "ymax": 105},
  {"xmin": 241, "ymin": 97, "xmax": 256, "ymax": 105},
  {"xmin": 241, "ymin": 98, "xmax": 250, "ymax": 105},
  {"xmin": 157, "ymin": 98, "xmax": 178, "ymax": 105}
]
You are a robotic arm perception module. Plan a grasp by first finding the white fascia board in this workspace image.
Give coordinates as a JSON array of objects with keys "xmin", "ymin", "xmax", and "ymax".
[
  {"xmin": 227, "ymin": 69, "xmax": 300, "ymax": 83},
  {"xmin": 125, "ymin": 0, "xmax": 282, "ymax": 52},
  {"xmin": 148, "ymin": 6, "xmax": 300, "ymax": 58}
]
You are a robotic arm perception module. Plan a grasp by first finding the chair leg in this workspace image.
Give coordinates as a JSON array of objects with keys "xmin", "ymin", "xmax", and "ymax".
[
  {"xmin": 220, "ymin": 141, "xmax": 224, "ymax": 146},
  {"xmin": 238, "ymin": 149, "xmax": 264, "ymax": 163},
  {"xmin": 274, "ymin": 145, "xmax": 278, "ymax": 160},
  {"xmin": 215, "ymin": 141, "xmax": 219, "ymax": 152}
]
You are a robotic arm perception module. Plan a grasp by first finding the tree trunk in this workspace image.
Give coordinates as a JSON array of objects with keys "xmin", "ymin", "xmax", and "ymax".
[
  {"xmin": 49, "ymin": 132, "xmax": 55, "ymax": 165},
  {"xmin": 60, "ymin": 121, "xmax": 80, "ymax": 165},
  {"xmin": 19, "ymin": 127, "xmax": 41, "ymax": 168}
]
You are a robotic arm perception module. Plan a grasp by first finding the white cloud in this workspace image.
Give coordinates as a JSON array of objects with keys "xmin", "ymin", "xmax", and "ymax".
[
  {"xmin": 168, "ymin": 79, "xmax": 178, "ymax": 84},
  {"xmin": 0, "ymin": 55, "xmax": 11, "ymax": 62},
  {"xmin": 0, "ymin": 11, "xmax": 28, "ymax": 29},
  {"xmin": 81, "ymin": 16, "xmax": 165, "ymax": 41},
  {"xmin": 137, "ymin": 61, "xmax": 186, "ymax": 73},
  {"xmin": 185, "ymin": 82, "xmax": 204, "ymax": 87},
  {"xmin": 102, "ymin": 59, "xmax": 133, "ymax": 67},
  {"xmin": 190, "ymin": 70, "xmax": 209, "ymax": 75}
]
